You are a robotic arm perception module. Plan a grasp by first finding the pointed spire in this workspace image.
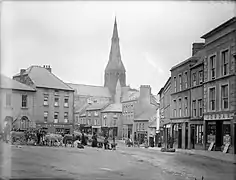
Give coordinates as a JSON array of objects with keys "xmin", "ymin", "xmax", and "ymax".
[{"xmin": 112, "ymin": 16, "xmax": 119, "ymax": 40}]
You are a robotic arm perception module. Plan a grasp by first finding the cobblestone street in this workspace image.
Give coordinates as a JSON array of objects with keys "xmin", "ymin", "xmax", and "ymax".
[{"xmin": 1, "ymin": 142, "xmax": 236, "ymax": 180}]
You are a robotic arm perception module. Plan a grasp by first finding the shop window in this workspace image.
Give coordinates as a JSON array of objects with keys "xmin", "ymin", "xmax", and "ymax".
[{"xmin": 196, "ymin": 125, "xmax": 203, "ymax": 144}]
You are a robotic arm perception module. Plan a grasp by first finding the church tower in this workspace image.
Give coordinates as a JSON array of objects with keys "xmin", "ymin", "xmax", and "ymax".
[{"xmin": 104, "ymin": 18, "xmax": 126, "ymax": 100}]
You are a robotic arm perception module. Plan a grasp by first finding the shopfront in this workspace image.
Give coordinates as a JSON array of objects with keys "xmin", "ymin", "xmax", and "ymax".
[
  {"xmin": 189, "ymin": 121, "xmax": 204, "ymax": 150},
  {"xmin": 36, "ymin": 123, "xmax": 73, "ymax": 134}
]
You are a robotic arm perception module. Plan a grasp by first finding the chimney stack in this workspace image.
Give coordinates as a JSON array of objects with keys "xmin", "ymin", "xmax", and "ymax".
[
  {"xmin": 43, "ymin": 65, "xmax": 52, "ymax": 73},
  {"xmin": 139, "ymin": 85, "xmax": 151, "ymax": 104},
  {"xmin": 192, "ymin": 43, "xmax": 204, "ymax": 56}
]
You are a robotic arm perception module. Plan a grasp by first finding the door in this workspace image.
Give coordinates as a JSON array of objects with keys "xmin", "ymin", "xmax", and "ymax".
[
  {"xmin": 215, "ymin": 121, "xmax": 223, "ymax": 151},
  {"xmin": 178, "ymin": 129, "xmax": 182, "ymax": 148},
  {"xmin": 191, "ymin": 125, "xmax": 195, "ymax": 149},
  {"xmin": 234, "ymin": 124, "xmax": 236, "ymax": 154}
]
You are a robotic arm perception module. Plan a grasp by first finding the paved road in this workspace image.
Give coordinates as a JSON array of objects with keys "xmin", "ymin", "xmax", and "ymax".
[{"xmin": 0, "ymin": 142, "xmax": 236, "ymax": 180}]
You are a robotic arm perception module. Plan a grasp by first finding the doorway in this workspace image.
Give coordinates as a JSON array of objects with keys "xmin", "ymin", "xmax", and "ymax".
[
  {"xmin": 178, "ymin": 128, "xmax": 182, "ymax": 148},
  {"xmin": 215, "ymin": 121, "xmax": 223, "ymax": 151},
  {"xmin": 190, "ymin": 125, "xmax": 195, "ymax": 149},
  {"xmin": 185, "ymin": 123, "xmax": 188, "ymax": 149},
  {"xmin": 234, "ymin": 124, "xmax": 236, "ymax": 154}
]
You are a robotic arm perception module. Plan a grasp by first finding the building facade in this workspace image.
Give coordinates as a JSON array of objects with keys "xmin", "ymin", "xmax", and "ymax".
[
  {"xmin": 170, "ymin": 47, "xmax": 201, "ymax": 149},
  {"xmin": 201, "ymin": 17, "xmax": 236, "ymax": 154},
  {"xmin": 13, "ymin": 65, "xmax": 74, "ymax": 134},
  {"xmin": 1, "ymin": 75, "xmax": 36, "ymax": 132}
]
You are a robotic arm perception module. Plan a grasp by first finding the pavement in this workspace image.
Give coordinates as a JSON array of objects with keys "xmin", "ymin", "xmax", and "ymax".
[
  {"xmin": 116, "ymin": 140, "xmax": 236, "ymax": 164},
  {"xmin": 0, "ymin": 141, "xmax": 236, "ymax": 180}
]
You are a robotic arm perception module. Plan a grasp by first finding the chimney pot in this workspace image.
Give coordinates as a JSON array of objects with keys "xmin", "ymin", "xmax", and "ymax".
[{"xmin": 20, "ymin": 69, "xmax": 26, "ymax": 75}]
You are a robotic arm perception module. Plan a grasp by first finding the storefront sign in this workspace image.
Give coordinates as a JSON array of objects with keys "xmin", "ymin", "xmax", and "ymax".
[
  {"xmin": 204, "ymin": 113, "xmax": 234, "ymax": 121},
  {"xmin": 207, "ymin": 135, "xmax": 215, "ymax": 143},
  {"xmin": 223, "ymin": 135, "xmax": 231, "ymax": 145}
]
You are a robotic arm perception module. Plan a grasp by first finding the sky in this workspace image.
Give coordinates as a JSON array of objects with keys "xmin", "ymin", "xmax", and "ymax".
[{"xmin": 1, "ymin": 1, "xmax": 235, "ymax": 94}]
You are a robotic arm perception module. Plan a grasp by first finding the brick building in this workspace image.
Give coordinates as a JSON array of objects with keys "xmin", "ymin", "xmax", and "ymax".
[
  {"xmin": 201, "ymin": 17, "xmax": 236, "ymax": 154},
  {"xmin": 13, "ymin": 65, "xmax": 74, "ymax": 134}
]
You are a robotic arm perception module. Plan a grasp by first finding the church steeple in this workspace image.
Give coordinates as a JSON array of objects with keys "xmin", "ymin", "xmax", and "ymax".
[{"xmin": 104, "ymin": 18, "xmax": 126, "ymax": 101}]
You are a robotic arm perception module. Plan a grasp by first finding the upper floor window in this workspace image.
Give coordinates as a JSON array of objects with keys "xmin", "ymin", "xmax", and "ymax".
[
  {"xmin": 54, "ymin": 90, "xmax": 59, "ymax": 95},
  {"xmin": 44, "ymin": 111, "xmax": 48, "ymax": 122},
  {"xmin": 173, "ymin": 100, "xmax": 177, "ymax": 117},
  {"xmin": 104, "ymin": 119, "xmax": 107, "ymax": 126},
  {"xmin": 184, "ymin": 71, "xmax": 188, "ymax": 89},
  {"xmin": 64, "ymin": 112, "xmax": 68, "ymax": 123},
  {"xmin": 136, "ymin": 123, "xmax": 138, "ymax": 131},
  {"xmin": 6, "ymin": 94, "xmax": 11, "ymax": 106},
  {"xmin": 54, "ymin": 97, "xmax": 59, "ymax": 107},
  {"xmin": 44, "ymin": 96, "xmax": 49, "ymax": 106},
  {"xmin": 209, "ymin": 55, "xmax": 216, "ymax": 80},
  {"xmin": 174, "ymin": 77, "xmax": 177, "ymax": 92},
  {"xmin": 22, "ymin": 94, "xmax": 28, "ymax": 108},
  {"xmin": 54, "ymin": 112, "xmax": 59, "ymax": 123},
  {"xmin": 221, "ymin": 84, "xmax": 229, "ymax": 109},
  {"xmin": 221, "ymin": 50, "xmax": 229, "ymax": 76},
  {"xmin": 198, "ymin": 99, "xmax": 203, "ymax": 117},
  {"xmin": 88, "ymin": 112, "xmax": 91, "ymax": 117},
  {"xmin": 179, "ymin": 98, "xmax": 182, "ymax": 117},
  {"xmin": 94, "ymin": 111, "xmax": 99, "ymax": 116},
  {"xmin": 209, "ymin": 87, "xmax": 216, "ymax": 111},
  {"xmin": 179, "ymin": 74, "xmax": 182, "ymax": 91},
  {"xmin": 192, "ymin": 100, "xmax": 196, "ymax": 117},
  {"xmin": 184, "ymin": 97, "xmax": 188, "ymax": 116},
  {"xmin": 142, "ymin": 123, "xmax": 145, "ymax": 130},
  {"xmin": 64, "ymin": 98, "xmax": 69, "ymax": 107},
  {"xmin": 192, "ymin": 73, "xmax": 197, "ymax": 86},
  {"xmin": 199, "ymin": 70, "xmax": 203, "ymax": 85}
]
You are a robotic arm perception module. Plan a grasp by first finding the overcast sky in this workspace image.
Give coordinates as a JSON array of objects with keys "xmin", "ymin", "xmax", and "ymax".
[{"xmin": 1, "ymin": 1, "xmax": 235, "ymax": 94}]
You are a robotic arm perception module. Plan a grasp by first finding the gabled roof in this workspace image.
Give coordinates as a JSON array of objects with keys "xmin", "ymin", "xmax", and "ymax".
[
  {"xmin": 201, "ymin": 17, "xmax": 236, "ymax": 39},
  {"xmin": 86, "ymin": 103, "xmax": 110, "ymax": 111},
  {"xmin": 67, "ymin": 83, "xmax": 111, "ymax": 97},
  {"xmin": 102, "ymin": 103, "xmax": 122, "ymax": 113},
  {"xmin": 0, "ymin": 74, "xmax": 36, "ymax": 91},
  {"xmin": 13, "ymin": 66, "xmax": 73, "ymax": 91},
  {"xmin": 170, "ymin": 56, "xmax": 199, "ymax": 71}
]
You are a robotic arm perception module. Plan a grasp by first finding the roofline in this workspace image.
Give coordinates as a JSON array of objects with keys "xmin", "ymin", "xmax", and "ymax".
[
  {"xmin": 157, "ymin": 87, "xmax": 164, "ymax": 95},
  {"xmin": 190, "ymin": 61, "xmax": 204, "ymax": 69},
  {"xmin": 170, "ymin": 57, "xmax": 199, "ymax": 71},
  {"xmin": 101, "ymin": 110, "xmax": 122, "ymax": 113},
  {"xmin": 66, "ymin": 83, "xmax": 106, "ymax": 88},
  {"xmin": 201, "ymin": 17, "xmax": 236, "ymax": 39},
  {"xmin": 36, "ymin": 86, "xmax": 74, "ymax": 92},
  {"xmin": 121, "ymin": 98, "xmax": 138, "ymax": 103},
  {"xmin": 0, "ymin": 87, "xmax": 36, "ymax": 92}
]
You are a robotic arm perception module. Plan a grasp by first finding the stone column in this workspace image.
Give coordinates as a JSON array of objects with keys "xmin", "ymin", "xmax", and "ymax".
[
  {"xmin": 182, "ymin": 122, "xmax": 186, "ymax": 149},
  {"xmin": 188, "ymin": 122, "xmax": 191, "ymax": 149},
  {"xmin": 203, "ymin": 120, "xmax": 207, "ymax": 150}
]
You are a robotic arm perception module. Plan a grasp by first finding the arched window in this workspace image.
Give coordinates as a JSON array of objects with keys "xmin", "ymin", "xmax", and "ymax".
[{"xmin": 21, "ymin": 116, "xmax": 29, "ymax": 130}]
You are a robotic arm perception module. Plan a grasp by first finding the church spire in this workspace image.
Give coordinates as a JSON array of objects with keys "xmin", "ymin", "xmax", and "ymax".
[{"xmin": 105, "ymin": 18, "xmax": 126, "ymax": 72}]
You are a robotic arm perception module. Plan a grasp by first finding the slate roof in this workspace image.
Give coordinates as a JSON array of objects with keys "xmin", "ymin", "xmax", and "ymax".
[
  {"xmin": 67, "ymin": 83, "xmax": 111, "ymax": 97},
  {"xmin": 0, "ymin": 74, "xmax": 36, "ymax": 91},
  {"xmin": 86, "ymin": 103, "xmax": 110, "ymax": 111},
  {"xmin": 13, "ymin": 66, "xmax": 73, "ymax": 91},
  {"xmin": 102, "ymin": 103, "xmax": 122, "ymax": 113}
]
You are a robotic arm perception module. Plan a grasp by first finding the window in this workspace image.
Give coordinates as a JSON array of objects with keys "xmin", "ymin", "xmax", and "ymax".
[
  {"xmin": 54, "ymin": 112, "xmax": 59, "ymax": 123},
  {"xmin": 198, "ymin": 99, "xmax": 203, "ymax": 117},
  {"xmin": 44, "ymin": 96, "xmax": 48, "ymax": 106},
  {"xmin": 192, "ymin": 73, "xmax": 197, "ymax": 86},
  {"xmin": 139, "ymin": 123, "xmax": 141, "ymax": 131},
  {"xmin": 104, "ymin": 119, "xmax": 107, "ymax": 126},
  {"xmin": 196, "ymin": 125, "xmax": 203, "ymax": 144},
  {"xmin": 209, "ymin": 87, "xmax": 216, "ymax": 111},
  {"xmin": 21, "ymin": 117, "xmax": 29, "ymax": 130},
  {"xmin": 64, "ymin": 98, "xmax": 69, "ymax": 107},
  {"xmin": 142, "ymin": 123, "xmax": 145, "ymax": 130},
  {"xmin": 94, "ymin": 111, "xmax": 98, "ymax": 116},
  {"xmin": 76, "ymin": 116, "xmax": 79, "ymax": 123},
  {"xmin": 173, "ymin": 100, "xmax": 177, "ymax": 117},
  {"xmin": 44, "ymin": 111, "xmax": 48, "ymax": 122},
  {"xmin": 184, "ymin": 72, "xmax": 188, "ymax": 89},
  {"xmin": 210, "ymin": 55, "xmax": 216, "ymax": 79},
  {"xmin": 55, "ymin": 90, "xmax": 59, "ymax": 95},
  {"xmin": 136, "ymin": 123, "xmax": 138, "ymax": 131},
  {"xmin": 179, "ymin": 98, "xmax": 182, "ymax": 117},
  {"xmin": 88, "ymin": 112, "xmax": 91, "ymax": 117},
  {"xmin": 184, "ymin": 97, "xmax": 188, "ymax": 116},
  {"xmin": 54, "ymin": 97, "xmax": 59, "ymax": 107},
  {"xmin": 221, "ymin": 50, "xmax": 229, "ymax": 76},
  {"xmin": 221, "ymin": 84, "xmax": 229, "ymax": 109},
  {"xmin": 6, "ymin": 94, "xmax": 11, "ymax": 106},
  {"xmin": 192, "ymin": 100, "xmax": 196, "ymax": 117},
  {"xmin": 22, "ymin": 95, "xmax": 27, "ymax": 108},
  {"xmin": 174, "ymin": 77, "xmax": 177, "ymax": 92},
  {"xmin": 64, "ymin": 112, "xmax": 68, "ymax": 123},
  {"xmin": 179, "ymin": 74, "xmax": 182, "ymax": 91},
  {"xmin": 199, "ymin": 70, "xmax": 203, "ymax": 84}
]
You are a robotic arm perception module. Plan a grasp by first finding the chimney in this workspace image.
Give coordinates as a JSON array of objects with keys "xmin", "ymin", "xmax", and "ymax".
[
  {"xmin": 139, "ymin": 85, "xmax": 151, "ymax": 104},
  {"xmin": 20, "ymin": 69, "xmax": 26, "ymax": 83},
  {"xmin": 43, "ymin": 65, "xmax": 52, "ymax": 73},
  {"xmin": 192, "ymin": 43, "xmax": 204, "ymax": 56}
]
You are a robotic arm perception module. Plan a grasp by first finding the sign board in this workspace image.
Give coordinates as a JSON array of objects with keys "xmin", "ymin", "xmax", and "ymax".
[
  {"xmin": 223, "ymin": 143, "xmax": 230, "ymax": 153},
  {"xmin": 208, "ymin": 142, "xmax": 215, "ymax": 151},
  {"xmin": 207, "ymin": 135, "xmax": 215, "ymax": 143},
  {"xmin": 223, "ymin": 135, "xmax": 231, "ymax": 145}
]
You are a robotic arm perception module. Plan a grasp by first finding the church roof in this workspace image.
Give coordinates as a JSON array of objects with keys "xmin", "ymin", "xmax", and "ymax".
[
  {"xmin": 0, "ymin": 74, "xmax": 36, "ymax": 91},
  {"xmin": 13, "ymin": 66, "xmax": 73, "ymax": 91},
  {"xmin": 105, "ymin": 18, "xmax": 126, "ymax": 72},
  {"xmin": 102, "ymin": 103, "xmax": 122, "ymax": 113},
  {"xmin": 67, "ymin": 83, "xmax": 111, "ymax": 97}
]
